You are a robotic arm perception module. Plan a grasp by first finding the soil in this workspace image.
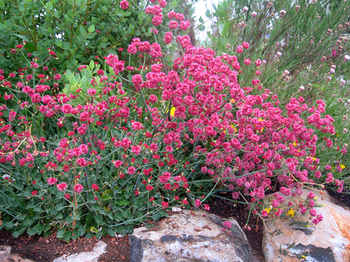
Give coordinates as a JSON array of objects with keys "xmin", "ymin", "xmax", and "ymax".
[
  {"xmin": 0, "ymin": 230, "xmax": 130, "ymax": 262},
  {"xmin": 1, "ymin": 187, "xmax": 349, "ymax": 262}
]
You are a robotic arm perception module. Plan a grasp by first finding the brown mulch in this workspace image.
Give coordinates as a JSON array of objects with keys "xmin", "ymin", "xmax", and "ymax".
[
  {"xmin": 1, "ymin": 187, "xmax": 349, "ymax": 262},
  {"xmin": 0, "ymin": 230, "xmax": 130, "ymax": 262}
]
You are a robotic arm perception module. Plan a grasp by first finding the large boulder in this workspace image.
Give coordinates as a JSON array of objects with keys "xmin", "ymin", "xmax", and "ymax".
[
  {"xmin": 129, "ymin": 209, "xmax": 259, "ymax": 262},
  {"xmin": 262, "ymin": 189, "xmax": 350, "ymax": 262}
]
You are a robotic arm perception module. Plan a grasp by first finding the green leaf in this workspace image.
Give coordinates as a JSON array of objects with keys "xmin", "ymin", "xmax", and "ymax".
[
  {"xmin": 205, "ymin": 9, "xmax": 211, "ymax": 18},
  {"xmin": 152, "ymin": 212, "xmax": 161, "ymax": 221},
  {"xmin": 94, "ymin": 214, "xmax": 103, "ymax": 224},
  {"xmin": 18, "ymin": 4, "xmax": 25, "ymax": 12},
  {"xmin": 4, "ymin": 221, "xmax": 14, "ymax": 229},
  {"xmin": 89, "ymin": 60, "xmax": 95, "ymax": 70},
  {"xmin": 23, "ymin": 217, "xmax": 34, "ymax": 227},
  {"xmin": 57, "ymin": 228, "xmax": 65, "ymax": 238},
  {"xmin": 63, "ymin": 231, "xmax": 72, "ymax": 242},
  {"xmin": 78, "ymin": 226, "xmax": 85, "ymax": 236},
  {"xmin": 145, "ymin": 223, "xmax": 155, "ymax": 229},
  {"xmin": 24, "ymin": 42, "xmax": 36, "ymax": 53},
  {"xmin": 79, "ymin": 25, "xmax": 87, "ymax": 35},
  {"xmin": 13, "ymin": 33, "xmax": 29, "ymax": 42},
  {"xmin": 199, "ymin": 16, "xmax": 204, "ymax": 23},
  {"xmin": 27, "ymin": 227, "xmax": 37, "ymax": 236},
  {"xmin": 198, "ymin": 24, "xmax": 205, "ymax": 31},
  {"xmin": 65, "ymin": 215, "xmax": 74, "ymax": 223},
  {"xmin": 96, "ymin": 231, "xmax": 103, "ymax": 239},
  {"xmin": 85, "ymin": 232, "xmax": 94, "ymax": 238},
  {"xmin": 107, "ymin": 228, "xmax": 116, "ymax": 237},
  {"xmin": 88, "ymin": 25, "xmax": 95, "ymax": 33},
  {"xmin": 116, "ymin": 199, "xmax": 129, "ymax": 206},
  {"xmin": 13, "ymin": 228, "xmax": 26, "ymax": 238}
]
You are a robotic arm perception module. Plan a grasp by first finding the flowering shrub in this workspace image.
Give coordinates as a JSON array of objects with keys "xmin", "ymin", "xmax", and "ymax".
[
  {"xmin": 0, "ymin": 0, "xmax": 346, "ymax": 241},
  {"xmin": 203, "ymin": 0, "xmax": 350, "ymax": 222}
]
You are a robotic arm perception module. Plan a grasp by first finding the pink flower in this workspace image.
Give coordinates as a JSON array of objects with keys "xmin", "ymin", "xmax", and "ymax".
[
  {"xmin": 128, "ymin": 166, "xmax": 136, "ymax": 175},
  {"xmin": 57, "ymin": 183, "xmax": 67, "ymax": 192},
  {"xmin": 146, "ymin": 185, "xmax": 153, "ymax": 191},
  {"xmin": 194, "ymin": 199, "xmax": 201, "ymax": 207},
  {"xmin": 236, "ymin": 46, "xmax": 243, "ymax": 53},
  {"xmin": 65, "ymin": 193, "xmax": 71, "ymax": 200},
  {"xmin": 307, "ymin": 192, "xmax": 315, "ymax": 199},
  {"xmin": 120, "ymin": 0, "xmax": 129, "ymax": 9},
  {"xmin": 47, "ymin": 177, "xmax": 58, "ymax": 185},
  {"xmin": 204, "ymin": 204, "xmax": 210, "ymax": 211},
  {"xmin": 87, "ymin": 88, "xmax": 96, "ymax": 95},
  {"xmin": 242, "ymin": 42, "xmax": 249, "ymax": 49},
  {"xmin": 164, "ymin": 32, "xmax": 173, "ymax": 44},
  {"xmin": 261, "ymin": 210, "xmax": 269, "ymax": 217},
  {"xmin": 152, "ymin": 14, "xmax": 163, "ymax": 27},
  {"xmin": 169, "ymin": 20, "xmax": 178, "ymax": 29},
  {"xmin": 310, "ymin": 209, "xmax": 317, "ymax": 216},
  {"xmin": 74, "ymin": 184, "xmax": 84, "ymax": 193},
  {"xmin": 161, "ymin": 201, "xmax": 169, "ymax": 208},
  {"xmin": 32, "ymin": 190, "xmax": 38, "ymax": 196},
  {"xmin": 179, "ymin": 20, "xmax": 191, "ymax": 31},
  {"xmin": 97, "ymin": 69, "xmax": 104, "ymax": 76},
  {"xmin": 54, "ymin": 74, "xmax": 61, "ymax": 81},
  {"xmin": 131, "ymin": 145, "xmax": 141, "ymax": 155},
  {"xmin": 168, "ymin": 11, "xmax": 176, "ymax": 19},
  {"xmin": 325, "ymin": 165, "xmax": 331, "ymax": 170},
  {"xmin": 244, "ymin": 59, "xmax": 251, "ymax": 65},
  {"xmin": 114, "ymin": 160, "xmax": 123, "ymax": 168},
  {"xmin": 223, "ymin": 221, "xmax": 232, "ymax": 229},
  {"xmin": 91, "ymin": 184, "xmax": 99, "ymax": 191}
]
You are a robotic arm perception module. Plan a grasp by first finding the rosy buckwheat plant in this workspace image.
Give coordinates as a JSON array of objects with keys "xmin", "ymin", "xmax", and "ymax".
[{"xmin": 0, "ymin": 0, "xmax": 345, "ymax": 241}]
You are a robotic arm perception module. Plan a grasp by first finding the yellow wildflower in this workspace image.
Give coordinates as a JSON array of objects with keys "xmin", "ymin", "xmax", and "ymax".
[
  {"xmin": 231, "ymin": 124, "xmax": 237, "ymax": 133},
  {"xmin": 340, "ymin": 164, "xmax": 345, "ymax": 169},
  {"xmin": 264, "ymin": 207, "xmax": 271, "ymax": 213},
  {"xmin": 286, "ymin": 208, "xmax": 295, "ymax": 217},
  {"xmin": 170, "ymin": 107, "xmax": 176, "ymax": 117}
]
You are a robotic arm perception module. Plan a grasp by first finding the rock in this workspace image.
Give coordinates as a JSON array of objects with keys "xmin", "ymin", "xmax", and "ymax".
[
  {"xmin": 0, "ymin": 245, "xmax": 35, "ymax": 262},
  {"xmin": 129, "ymin": 209, "xmax": 259, "ymax": 262},
  {"xmin": 53, "ymin": 240, "xmax": 107, "ymax": 262},
  {"xmin": 262, "ymin": 189, "xmax": 350, "ymax": 262}
]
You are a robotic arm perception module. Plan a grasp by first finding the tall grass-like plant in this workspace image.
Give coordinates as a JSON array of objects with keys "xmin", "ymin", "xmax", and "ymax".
[{"xmin": 201, "ymin": 0, "xmax": 350, "ymax": 193}]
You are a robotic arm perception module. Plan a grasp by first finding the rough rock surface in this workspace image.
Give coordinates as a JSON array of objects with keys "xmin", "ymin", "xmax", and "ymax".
[
  {"xmin": 53, "ymin": 240, "xmax": 107, "ymax": 262},
  {"xmin": 262, "ymin": 189, "xmax": 350, "ymax": 262},
  {"xmin": 129, "ymin": 209, "xmax": 259, "ymax": 262},
  {"xmin": 0, "ymin": 245, "xmax": 35, "ymax": 262}
]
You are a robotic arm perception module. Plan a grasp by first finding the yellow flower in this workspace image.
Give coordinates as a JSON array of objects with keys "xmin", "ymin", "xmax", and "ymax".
[
  {"xmin": 286, "ymin": 208, "xmax": 295, "ymax": 217},
  {"xmin": 231, "ymin": 99, "xmax": 236, "ymax": 103},
  {"xmin": 258, "ymin": 118, "xmax": 264, "ymax": 132},
  {"xmin": 231, "ymin": 124, "xmax": 237, "ymax": 133},
  {"xmin": 340, "ymin": 164, "xmax": 345, "ymax": 169},
  {"xmin": 264, "ymin": 207, "xmax": 271, "ymax": 214},
  {"xmin": 170, "ymin": 107, "xmax": 176, "ymax": 117}
]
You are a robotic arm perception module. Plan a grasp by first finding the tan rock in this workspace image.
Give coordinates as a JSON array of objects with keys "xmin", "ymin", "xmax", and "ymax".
[
  {"xmin": 129, "ymin": 209, "xmax": 259, "ymax": 262},
  {"xmin": 262, "ymin": 189, "xmax": 350, "ymax": 262}
]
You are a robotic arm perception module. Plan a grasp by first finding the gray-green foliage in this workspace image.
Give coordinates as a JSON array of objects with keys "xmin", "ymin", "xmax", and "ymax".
[{"xmin": 0, "ymin": 0, "xmax": 152, "ymax": 71}]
